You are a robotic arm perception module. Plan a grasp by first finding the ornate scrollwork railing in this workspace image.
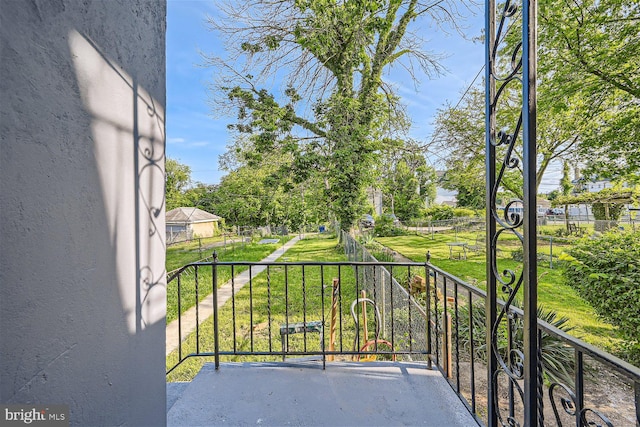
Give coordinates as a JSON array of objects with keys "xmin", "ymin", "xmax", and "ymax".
[
  {"xmin": 485, "ymin": 1, "xmax": 639, "ymax": 426},
  {"xmin": 486, "ymin": 0, "xmax": 538, "ymax": 425}
]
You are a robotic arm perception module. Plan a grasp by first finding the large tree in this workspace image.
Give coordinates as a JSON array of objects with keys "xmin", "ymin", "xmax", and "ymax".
[
  {"xmin": 206, "ymin": 0, "xmax": 470, "ymax": 228},
  {"xmin": 185, "ymin": 182, "xmax": 219, "ymax": 214},
  {"xmin": 431, "ymin": 0, "xmax": 638, "ymax": 198},
  {"xmin": 430, "ymin": 83, "xmax": 580, "ymax": 201},
  {"xmin": 538, "ymin": 0, "xmax": 639, "ymax": 180},
  {"xmin": 166, "ymin": 157, "xmax": 192, "ymax": 210},
  {"xmin": 210, "ymin": 151, "xmax": 329, "ymax": 229},
  {"xmin": 379, "ymin": 145, "xmax": 436, "ymax": 220}
]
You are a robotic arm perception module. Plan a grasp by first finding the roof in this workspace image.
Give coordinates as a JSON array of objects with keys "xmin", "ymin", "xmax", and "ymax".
[{"xmin": 166, "ymin": 207, "xmax": 222, "ymax": 224}]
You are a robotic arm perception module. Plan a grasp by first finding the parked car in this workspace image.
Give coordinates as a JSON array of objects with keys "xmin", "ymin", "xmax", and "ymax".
[
  {"xmin": 546, "ymin": 208, "xmax": 565, "ymax": 215},
  {"xmin": 360, "ymin": 214, "xmax": 375, "ymax": 228}
]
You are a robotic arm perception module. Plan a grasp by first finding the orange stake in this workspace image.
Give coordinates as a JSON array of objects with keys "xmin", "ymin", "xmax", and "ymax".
[
  {"xmin": 361, "ymin": 290, "xmax": 368, "ymax": 344},
  {"xmin": 328, "ymin": 278, "xmax": 339, "ymax": 361}
]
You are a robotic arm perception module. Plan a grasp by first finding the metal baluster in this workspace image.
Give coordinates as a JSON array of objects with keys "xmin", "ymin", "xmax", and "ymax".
[
  {"xmin": 231, "ymin": 264, "xmax": 236, "ymax": 354},
  {"xmin": 212, "ymin": 252, "xmax": 219, "ymax": 369},
  {"xmin": 195, "ymin": 265, "xmax": 199, "ymax": 354}
]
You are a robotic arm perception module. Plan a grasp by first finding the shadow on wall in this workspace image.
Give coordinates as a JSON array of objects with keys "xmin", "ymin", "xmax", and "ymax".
[
  {"xmin": 0, "ymin": 2, "xmax": 166, "ymax": 425},
  {"xmin": 68, "ymin": 29, "xmax": 166, "ymax": 334}
]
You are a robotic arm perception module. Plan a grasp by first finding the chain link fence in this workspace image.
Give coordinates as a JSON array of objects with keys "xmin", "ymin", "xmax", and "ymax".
[
  {"xmin": 166, "ymin": 229, "xmax": 194, "ymax": 245},
  {"xmin": 341, "ymin": 230, "xmax": 429, "ymax": 361}
]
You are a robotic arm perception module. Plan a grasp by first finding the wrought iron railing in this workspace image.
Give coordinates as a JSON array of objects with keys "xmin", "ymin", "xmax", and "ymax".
[
  {"xmin": 343, "ymin": 232, "xmax": 640, "ymax": 426},
  {"xmin": 423, "ymin": 261, "xmax": 640, "ymax": 426},
  {"xmin": 166, "ymin": 252, "xmax": 432, "ymax": 374},
  {"xmin": 166, "ymin": 235, "xmax": 640, "ymax": 426}
]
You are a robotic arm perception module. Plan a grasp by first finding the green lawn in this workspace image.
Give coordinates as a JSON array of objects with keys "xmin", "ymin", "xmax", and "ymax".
[
  {"xmin": 167, "ymin": 235, "xmax": 263, "ymax": 272},
  {"xmin": 166, "ymin": 231, "xmax": 624, "ymax": 381},
  {"xmin": 167, "ymin": 234, "xmax": 363, "ymax": 381},
  {"xmin": 376, "ymin": 232, "xmax": 621, "ymax": 352},
  {"xmin": 166, "ymin": 236, "xmax": 291, "ymax": 324}
]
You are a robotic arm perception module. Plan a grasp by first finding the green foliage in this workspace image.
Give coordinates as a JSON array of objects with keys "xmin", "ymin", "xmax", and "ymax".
[
  {"xmin": 166, "ymin": 157, "xmax": 192, "ymax": 210},
  {"xmin": 560, "ymin": 162, "xmax": 573, "ymax": 197},
  {"xmin": 510, "ymin": 247, "xmax": 559, "ymax": 265},
  {"xmin": 359, "ymin": 234, "xmax": 396, "ymax": 261},
  {"xmin": 538, "ymin": 0, "xmax": 640, "ymax": 180},
  {"xmin": 555, "ymin": 187, "xmax": 639, "ymax": 205},
  {"xmin": 184, "ymin": 182, "xmax": 218, "ymax": 214},
  {"xmin": 591, "ymin": 202, "xmax": 624, "ymax": 221},
  {"xmin": 423, "ymin": 205, "xmax": 454, "ymax": 221},
  {"xmin": 207, "ymin": 0, "xmax": 466, "ymax": 229},
  {"xmin": 436, "ymin": 0, "xmax": 640, "ymax": 197},
  {"xmin": 455, "ymin": 300, "xmax": 577, "ymax": 385},
  {"xmin": 379, "ymin": 145, "xmax": 437, "ymax": 221},
  {"xmin": 441, "ymin": 159, "xmax": 486, "ymax": 210},
  {"xmin": 562, "ymin": 231, "xmax": 640, "ymax": 365},
  {"xmin": 373, "ymin": 214, "xmax": 406, "ymax": 237},
  {"xmin": 452, "ymin": 207, "xmax": 476, "ymax": 218},
  {"xmin": 432, "ymin": 82, "xmax": 568, "ymax": 200},
  {"xmin": 546, "ymin": 189, "xmax": 560, "ymax": 202},
  {"xmin": 210, "ymin": 153, "xmax": 329, "ymax": 229}
]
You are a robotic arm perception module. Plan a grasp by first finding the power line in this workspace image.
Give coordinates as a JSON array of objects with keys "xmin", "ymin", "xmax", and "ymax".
[
  {"xmin": 419, "ymin": 10, "xmax": 524, "ymax": 168},
  {"xmin": 419, "ymin": 64, "xmax": 484, "ymax": 157}
]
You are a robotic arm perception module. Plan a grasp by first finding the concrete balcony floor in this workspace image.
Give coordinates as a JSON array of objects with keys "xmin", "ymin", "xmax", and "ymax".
[{"xmin": 167, "ymin": 361, "xmax": 478, "ymax": 426}]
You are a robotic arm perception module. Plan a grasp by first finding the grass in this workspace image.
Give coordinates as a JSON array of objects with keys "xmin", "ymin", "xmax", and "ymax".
[
  {"xmin": 165, "ymin": 229, "xmax": 624, "ymax": 382},
  {"xmin": 166, "ymin": 235, "xmax": 291, "ymax": 324},
  {"xmin": 167, "ymin": 234, "xmax": 366, "ymax": 381},
  {"xmin": 167, "ymin": 235, "xmax": 264, "ymax": 272},
  {"xmin": 375, "ymin": 231, "xmax": 621, "ymax": 352}
]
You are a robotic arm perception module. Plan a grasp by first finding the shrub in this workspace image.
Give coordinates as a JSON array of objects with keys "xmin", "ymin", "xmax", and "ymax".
[
  {"xmin": 456, "ymin": 300, "xmax": 576, "ymax": 385},
  {"xmin": 373, "ymin": 215, "xmax": 406, "ymax": 237},
  {"xmin": 453, "ymin": 207, "xmax": 476, "ymax": 218},
  {"xmin": 423, "ymin": 205, "xmax": 454, "ymax": 220},
  {"xmin": 358, "ymin": 233, "xmax": 396, "ymax": 262},
  {"xmin": 562, "ymin": 230, "xmax": 640, "ymax": 365},
  {"xmin": 511, "ymin": 247, "xmax": 558, "ymax": 265}
]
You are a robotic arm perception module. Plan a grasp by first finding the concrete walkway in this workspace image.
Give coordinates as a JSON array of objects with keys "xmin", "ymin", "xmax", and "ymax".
[{"xmin": 166, "ymin": 235, "xmax": 303, "ymax": 356}]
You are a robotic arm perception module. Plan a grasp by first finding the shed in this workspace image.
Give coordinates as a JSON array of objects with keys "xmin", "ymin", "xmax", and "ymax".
[{"xmin": 166, "ymin": 207, "xmax": 222, "ymax": 240}]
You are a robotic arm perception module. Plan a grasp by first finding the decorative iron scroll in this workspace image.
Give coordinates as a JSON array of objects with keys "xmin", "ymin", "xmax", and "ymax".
[
  {"xmin": 485, "ymin": 0, "xmax": 536, "ymax": 425},
  {"xmin": 486, "ymin": 1, "xmax": 623, "ymax": 426},
  {"xmin": 549, "ymin": 383, "xmax": 614, "ymax": 427}
]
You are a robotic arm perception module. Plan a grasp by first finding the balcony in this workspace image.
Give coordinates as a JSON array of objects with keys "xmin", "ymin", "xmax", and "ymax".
[
  {"xmin": 165, "ymin": 233, "xmax": 640, "ymax": 426},
  {"xmin": 167, "ymin": 361, "xmax": 477, "ymax": 426}
]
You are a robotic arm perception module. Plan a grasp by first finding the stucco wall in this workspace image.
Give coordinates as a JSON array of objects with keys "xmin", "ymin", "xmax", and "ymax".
[{"xmin": 0, "ymin": 1, "xmax": 167, "ymax": 425}]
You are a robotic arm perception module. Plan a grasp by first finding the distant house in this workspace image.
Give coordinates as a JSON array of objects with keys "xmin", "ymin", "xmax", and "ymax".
[
  {"xmin": 166, "ymin": 207, "xmax": 222, "ymax": 242},
  {"xmin": 434, "ymin": 170, "xmax": 457, "ymax": 206}
]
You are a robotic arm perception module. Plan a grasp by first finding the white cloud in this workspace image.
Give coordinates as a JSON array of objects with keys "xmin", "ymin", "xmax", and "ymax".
[
  {"xmin": 190, "ymin": 141, "xmax": 210, "ymax": 147},
  {"xmin": 167, "ymin": 137, "xmax": 186, "ymax": 144}
]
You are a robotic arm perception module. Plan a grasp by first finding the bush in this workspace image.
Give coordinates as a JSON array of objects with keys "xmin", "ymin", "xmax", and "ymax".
[
  {"xmin": 456, "ymin": 300, "xmax": 576, "ymax": 385},
  {"xmin": 511, "ymin": 247, "xmax": 559, "ymax": 265},
  {"xmin": 562, "ymin": 230, "xmax": 640, "ymax": 365},
  {"xmin": 359, "ymin": 233, "xmax": 396, "ymax": 262},
  {"xmin": 453, "ymin": 207, "xmax": 476, "ymax": 218},
  {"xmin": 423, "ymin": 205, "xmax": 454, "ymax": 220},
  {"xmin": 592, "ymin": 202, "xmax": 624, "ymax": 221},
  {"xmin": 373, "ymin": 215, "xmax": 406, "ymax": 237}
]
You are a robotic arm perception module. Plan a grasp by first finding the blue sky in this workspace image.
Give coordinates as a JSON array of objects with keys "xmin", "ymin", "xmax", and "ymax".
[{"xmin": 166, "ymin": 1, "xmax": 561, "ymax": 192}]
